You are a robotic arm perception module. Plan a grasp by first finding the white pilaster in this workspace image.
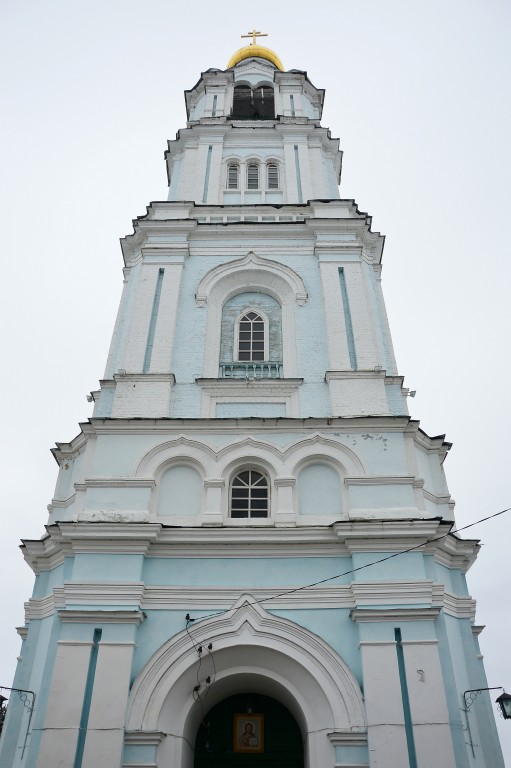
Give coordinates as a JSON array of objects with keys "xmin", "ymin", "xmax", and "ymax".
[
  {"xmin": 343, "ymin": 263, "xmax": 380, "ymax": 369},
  {"xmin": 81, "ymin": 641, "xmax": 136, "ymax": 768},
  {"xmin": 359, "ymin": 640, "xmax": 410, "ymax": 768},
  {"xmin": 319, "ymin": 261, "xmax": 351, "ymax": 369},
  {"xmin": 149, "ymin": 263, "xmax": 185, "ymax": 372},
  {"xmin": 402, "ymin": 640, "xmax": 456, "ymax": 768},
  {"xmin": 36, "ymin": 641, "xmax": 93, "ymax": 768},
  {"xmin": 120, "ymin": 264, "xmax": 161, "ymax": 372},
  {"xmin": 202, "ymin": 478, "xmax": 224, "ymax": 525}
]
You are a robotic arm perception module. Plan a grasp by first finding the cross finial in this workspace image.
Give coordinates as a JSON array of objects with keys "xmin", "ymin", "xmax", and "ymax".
[{"xmin": 241, "ymin": 29, "xmax": 268, "ymax": 46}]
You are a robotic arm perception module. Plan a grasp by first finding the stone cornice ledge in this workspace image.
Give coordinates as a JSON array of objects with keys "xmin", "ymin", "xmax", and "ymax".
[
  {"xmin": 124, "ymin": 731, "xmax": 166, "ymax": 746},
  {"xmin": 55, "ymin": 522, "xmax": 162, "ymax": 555},
  {"xmin": 195, "ymin": 378, "xmax": 303, "ymax": 388},
  {"xmin": 113, "ymin": 373, "xmax": 176, "ymax": 384},
  {"xmin": 75, "ymin": 478, "xmax": 156, "ymax": 489},
  {"xmin": 328, "ymin": 729, "xmax": 368, "ymax": 746},
  {"xmin": 58, "ymin": 609, "xmax": 145, "ymax": 624},
  {"xmin": 350, "ymin": 607, "xmax": 441, "ymax": 623}
]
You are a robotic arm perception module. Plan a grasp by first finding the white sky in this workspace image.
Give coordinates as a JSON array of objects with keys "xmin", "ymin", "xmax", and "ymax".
[{"xmin": 1, "ymin": 0, "xmax": 510, "ymax": 759}]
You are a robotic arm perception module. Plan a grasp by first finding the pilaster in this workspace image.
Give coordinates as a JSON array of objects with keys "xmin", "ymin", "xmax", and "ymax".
[
  {"xmin": 36, "ymin": 640, "xmax": 93, "ymax": 768},
  {"xmin": 81, "ymin": 641, "xmax": 137, "ymax": 768}
]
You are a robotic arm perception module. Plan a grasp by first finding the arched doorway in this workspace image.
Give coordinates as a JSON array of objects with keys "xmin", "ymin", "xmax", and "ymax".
[
  {"xmin": 194, "ymin": 692, "xmax": 303, "ymax": 768},
  {"xmin": 126, "ymin": 596, "xmax": 367, "ymax": 768}
]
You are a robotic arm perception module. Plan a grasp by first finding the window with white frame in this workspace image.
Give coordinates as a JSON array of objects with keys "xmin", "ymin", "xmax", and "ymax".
[
  {"xmin": 247, "ymin": 163, "xmax": 260, "ymax": 190},
  {"xmin": 267, "ymin": 163, "xmax": 279, "ymax": 189},
  {"xmin": 236, "ymin": 310, "xmax": 266, "ymax": 361},
  {"xmin": 227, "ymin": 163, "xmax": 239, "ymax": 189},
  {"xmin": 230, "ymin": 469, "xmax": 269, "ymax": 518}
]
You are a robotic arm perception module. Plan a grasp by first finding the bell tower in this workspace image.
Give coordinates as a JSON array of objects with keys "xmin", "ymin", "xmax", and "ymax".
[{"xmin": 0, "ymin": 35, "xmax": 504, "ymax": 768}]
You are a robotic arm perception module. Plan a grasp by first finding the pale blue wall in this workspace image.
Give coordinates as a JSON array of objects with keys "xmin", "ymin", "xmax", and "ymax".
[
  {"xmin": 143, "ymin": 556, "xmax": 352, "ymax": 587},
  {"xmin": 156, "ymin": 465, "xmax": 203, "ymax": 517},
  {"xmin": 298, "ymin": 463, "xmax": 342, "ymax": 516},
  {"xmin": 216, "ymin": 403, "xmax": 286, "ymax": 417}
]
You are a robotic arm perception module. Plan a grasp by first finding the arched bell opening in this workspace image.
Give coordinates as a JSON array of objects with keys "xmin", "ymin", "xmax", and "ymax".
[
  {"xmin": 231, "ymin": 84, "xmax": 275, "ymax": 120},
  {"xmin": 194, "ymin": 691, "xmax": 304, "ymax": 768}
]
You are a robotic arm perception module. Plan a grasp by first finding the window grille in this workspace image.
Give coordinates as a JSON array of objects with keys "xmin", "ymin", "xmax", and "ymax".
[
  {"xmin": 238, "ymin": 311, "xmax": 265, "ymax": 361},
  {"xmin": 227, "ymin": 164, "xmax": 239, "ymax": 189},
  {"xmin": 247, "ymin": 163, "xmax": 259, "ymax": 190},
  {"xmin": 267, "ymin": 163, "xmax": 279, "ymax": 189},
  {"xmin": 231, "ymin": 469, "xmax": 269, "ymax": 518}
]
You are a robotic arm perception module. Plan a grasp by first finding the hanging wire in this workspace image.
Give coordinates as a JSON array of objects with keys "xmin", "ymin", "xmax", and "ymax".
[{"xmin": 184, "ymin": 506, "xmax": 511, "ymax": 627}]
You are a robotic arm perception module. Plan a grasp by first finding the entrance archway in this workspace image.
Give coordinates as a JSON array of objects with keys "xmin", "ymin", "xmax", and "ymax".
[
  {"xmin": 125, "ymin": 595, "xmax": 367, "ymax": 768},
  {"xmin": 194, "ymin": 692, "xmax": 303, "ymax": 768}
]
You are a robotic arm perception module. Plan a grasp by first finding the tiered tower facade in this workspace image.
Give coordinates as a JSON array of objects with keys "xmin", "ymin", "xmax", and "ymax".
[{"xmin": 0, "ymin": 39, "xmax": 504, "ymax": 768}]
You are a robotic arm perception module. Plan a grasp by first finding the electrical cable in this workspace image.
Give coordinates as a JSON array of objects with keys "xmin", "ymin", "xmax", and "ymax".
[{"xmin": 185, "ymin": 505, "xmax": 511, "ymax": 627}]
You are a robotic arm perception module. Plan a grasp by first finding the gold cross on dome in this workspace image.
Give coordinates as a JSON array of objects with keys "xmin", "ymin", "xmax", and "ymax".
[{"xmin": 241, "ymin": 29, "xmax": 268, "ymax": 46}]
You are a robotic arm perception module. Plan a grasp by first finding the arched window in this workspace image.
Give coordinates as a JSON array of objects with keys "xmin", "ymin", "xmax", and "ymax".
[
  {"xmin": 237, "ymin": 310, "xmax": 266, "ymax": 360},
  {"xmin": 267, "ymin": 163, "xmax": 279, "ymax": 189},
  {"xmin": 227, "ymin": 163, "xmax": 239, "ymax": 189},
  {"xmin": 247, "ymin": 163, "xmax": 259, "ymax": 190},
  {"xmin": 231, "ymin": 469, "xmax": 269, "ymax": 518}
]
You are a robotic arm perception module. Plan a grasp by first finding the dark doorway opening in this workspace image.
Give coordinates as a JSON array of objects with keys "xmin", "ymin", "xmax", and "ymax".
[{"xmin": 194, "ymin": 692, "xmax": 304, "ymax": 768}]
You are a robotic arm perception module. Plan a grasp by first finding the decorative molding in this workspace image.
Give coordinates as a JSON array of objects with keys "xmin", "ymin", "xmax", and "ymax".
[
  {"xmin": 195, "ymin": 251, "xmax": 308, "ymax": 306},
  {"xmin": 25, "ymin": 595, "xmax": 56, "ymax": 620},
  {"xmin": 113, "ymin": 373, "xmax": 176, "ymax": 385},
  {"xmin": 442, "ymin": 592, "xmax": 477, "ymax": 620},
  {"xmin": 328, "ymin": 730, "xmax": 368, "ymax": 746},
  {"xmin": 197, "ymin": 378, "xmax": 303, "ymax": 417},
  {"xmin": 351, "ymin": 607, "xmax": 441, "ymax": 623},
  {"xmin": 76, "ymin": 511, "xmax": 151, "ymax": 524},
  {"xmin": 274, "ymin": 476, "xmax": 296, "ymax": 487},
  {"xmin": 124, "ymin": 731, "xmax": 167, "ymax": 745},
  {"xmin": 326, "ymin": 370, "xmax": 385, "ymax": 382},
  {"xmin": 75, "ymin": 479, "xmax": 156, "ymax": 489},
  {"xmin": 22, "ymin": 579, "xmax": 479, "ymax": 621},
  {"xmin": 351, "ymin": 580, "xmax": 435, "ymax": 606},
  {"xmin": 345, "ymin": 475, "xmax": 416, "ymax": 487},
  {"xmin": 135, "ymin": 430, "xmax": 367, "ymax": 478},
  {"xmin": 203, "ymin": 477, "xmax": 225, "ymax": 488},
  {"xmin": 58, "ymin": 609, "xmax": 145, "ymax": 625}
]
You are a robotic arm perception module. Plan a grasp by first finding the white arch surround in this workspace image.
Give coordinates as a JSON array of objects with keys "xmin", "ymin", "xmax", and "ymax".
[
  {"xmin": 135, "ymin": 432, "xmax": 366, "ymax": 482},
  {"xmin": 196, "ymin": 252, "xmax": 307, "ymax": 378},
  {"xmin": 125, "ymin": 595, "xmax": 366, "ymax": 768}
]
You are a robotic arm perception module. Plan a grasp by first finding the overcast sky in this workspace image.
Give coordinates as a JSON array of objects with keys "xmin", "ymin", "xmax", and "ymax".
[{"xmin": 1, "ymin": 0, "xmax": 510, "ymax": 759}]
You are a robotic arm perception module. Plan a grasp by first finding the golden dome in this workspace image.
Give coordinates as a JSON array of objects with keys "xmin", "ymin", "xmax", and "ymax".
[{"xmin": 227, "ymin": 44, "xmax": 284, "ymax": 71}]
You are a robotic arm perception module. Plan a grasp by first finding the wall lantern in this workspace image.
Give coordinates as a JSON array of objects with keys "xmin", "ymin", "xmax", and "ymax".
[{"xmin": 496, "ymin": 691, "xmax": 511, "ymax": 720}]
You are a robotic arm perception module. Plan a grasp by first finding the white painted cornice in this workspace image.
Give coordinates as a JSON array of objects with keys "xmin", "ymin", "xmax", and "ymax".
[
  {"xmin": 124, "ymin": 730, "xmax": 166, "ymax": 746},
  {"xmin": 23, "ymin": 579, "xmax": 478, "ymax": 621},
  {"xmin": 83, "ymin": 415, "xmax": 414, "ymax": 437},
  {"xmin": 74, "ymin": 478, "xmax": 155, "ymax": 490},
  {"xmin": 195, "ymin": 378, "xmax": 303, "ymax": 388},
  {"xmin": 24, "ymin": 594, "xmax": 56, "ymax": 620},
  {"xmin": 351, "ymin": 607, "xmax": 441, "ymax": 623},
  {"xmin": 327, "ymin": 730, "xmax": 368, "ymax": 746},
  {"xmin": 52, "ymin": 522, "xmax": 162, "ymax": 555},
  {"xmin": 58, "ymin": 609, "xmax": 145, "ymax": 624},
  {"xmin": 20, "ymin": 519, "xmax": 481, "ymax": 575}
]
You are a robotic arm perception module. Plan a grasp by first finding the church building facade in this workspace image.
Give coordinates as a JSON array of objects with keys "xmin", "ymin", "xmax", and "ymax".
[{"xmin": 0, "ymin": 36, "xmax": 504, "ymax": 768}]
